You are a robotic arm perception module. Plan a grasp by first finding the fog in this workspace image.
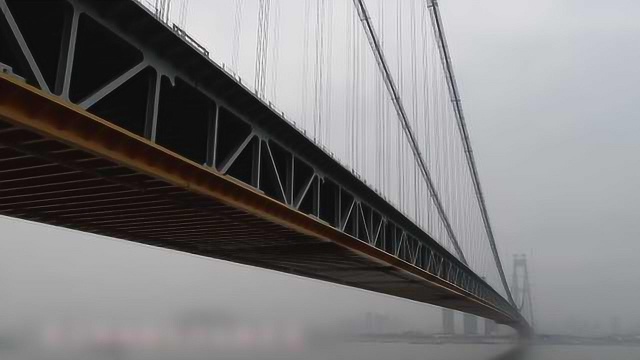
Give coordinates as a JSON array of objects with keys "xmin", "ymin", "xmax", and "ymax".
[
  {"xmin": 2, "ymin": 0, "xmax": 640, "ymax": 358},
  {"xmin": 440, "ymin": 0, "xmax": 640, "ymax": 335}
]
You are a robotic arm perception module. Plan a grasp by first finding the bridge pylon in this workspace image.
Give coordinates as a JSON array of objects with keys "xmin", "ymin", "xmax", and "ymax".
[{"xmin": 511, "ymin": 254, "xmax": 535, "ymax": 332}]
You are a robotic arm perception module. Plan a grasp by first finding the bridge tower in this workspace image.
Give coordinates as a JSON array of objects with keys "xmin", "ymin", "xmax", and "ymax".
[{"xmin": 511, "ymin": 254, "xmax": 535, "ymax": 329}]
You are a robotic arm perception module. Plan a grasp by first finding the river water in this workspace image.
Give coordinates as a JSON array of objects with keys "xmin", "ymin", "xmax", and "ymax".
[
  {"xmin": 157, "ymin": 343, "xmax": 633, "ymax": 360},
  {"xmin": 8, "ymin": 342, "xmax": 639, "ymax": 360},
  {"xmin": 293, "ymin": 343, "xmax": 640, "ymax": 360}
]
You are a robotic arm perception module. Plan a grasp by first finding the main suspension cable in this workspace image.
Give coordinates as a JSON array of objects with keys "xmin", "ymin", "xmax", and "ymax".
[
  {"xmin": 351, "ymin": 0, "xmax": 467, "ymax": 264},
  {"xmin": 425, "ymin": 0, "xmax": 515, "ymax": 306}
]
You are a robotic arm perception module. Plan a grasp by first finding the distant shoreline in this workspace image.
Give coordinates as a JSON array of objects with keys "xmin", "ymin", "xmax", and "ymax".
[{"xmin": 348, "ymin": 333, "xmax": 640, "ymax": 347}]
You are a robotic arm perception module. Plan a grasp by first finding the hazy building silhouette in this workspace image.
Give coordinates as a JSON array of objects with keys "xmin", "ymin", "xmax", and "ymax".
[
  {"xmin": 463, "ymin": 313, "xmax": 478, "ymax": 335},
  {"xmin": 611, "ymin": 317, "xmax": 621, "ymax": 336},
  {"xmin": 442, "ymin": 309, "xmax": 454, "ymax": 334},
  {"xmin": 484, "ymin": 318, "xmax": 497, "ymax": 335}
]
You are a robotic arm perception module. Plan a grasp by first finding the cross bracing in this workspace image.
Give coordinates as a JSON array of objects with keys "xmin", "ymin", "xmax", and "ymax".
[{"xmin": 0, "ymin": 0, "xmax": 530, "ymax": 333}]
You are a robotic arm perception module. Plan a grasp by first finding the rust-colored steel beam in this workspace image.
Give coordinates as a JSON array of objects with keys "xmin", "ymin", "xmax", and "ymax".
[{"xmin": 0, "ymin": 72, "xmax": 524, "ymax": 328}]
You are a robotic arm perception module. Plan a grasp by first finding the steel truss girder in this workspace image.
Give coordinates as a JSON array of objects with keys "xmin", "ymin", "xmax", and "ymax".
[{"xmin": 0, "ymin": 0, "xmax": 523, "ymax": 327}]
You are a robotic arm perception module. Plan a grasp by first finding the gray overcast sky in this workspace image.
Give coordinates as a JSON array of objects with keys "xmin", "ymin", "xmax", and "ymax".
[
  {"xmin": 182, "ymin": 0, "xmax": 640, "ymax": 333},
  {"xmin": 2, "ymin": 0, "xmax": 640, "ymax": 336},
  {"xmin": 440, "ymin": 0, "xmax": 640, "ymax": 332}
]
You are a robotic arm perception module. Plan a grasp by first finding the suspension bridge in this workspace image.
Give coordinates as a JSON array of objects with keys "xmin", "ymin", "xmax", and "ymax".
[{"xmin": 0, "ymin": 0, "xmax": 532, "ymax": 335}]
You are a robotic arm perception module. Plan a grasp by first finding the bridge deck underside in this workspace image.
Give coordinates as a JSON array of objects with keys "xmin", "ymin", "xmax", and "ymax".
[
  {"xmin": 0, "ymin": 0, "xmax": 529, "ymax": 332},
  {"xmin": 0, "ymin": 118, "xmax": 462, "ymax": 306},
  {"xmin": 0, "ymin": 85, "xmax": 511, "ymax": 324}
]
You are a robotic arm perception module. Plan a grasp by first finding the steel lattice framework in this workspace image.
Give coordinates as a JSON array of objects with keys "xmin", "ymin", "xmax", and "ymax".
[{"xmin": 0, "ymin": 0, "xmax": 529, "ymax": 334}]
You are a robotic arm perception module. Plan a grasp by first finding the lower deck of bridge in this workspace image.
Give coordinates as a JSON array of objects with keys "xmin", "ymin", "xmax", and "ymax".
[
  {"xmin": 0, "ymin": 68, "xmax": 519, "ymax": 326},
  {"xmin": 0, "ymin": 117, "xmax": 457, "ymax": 303}
]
